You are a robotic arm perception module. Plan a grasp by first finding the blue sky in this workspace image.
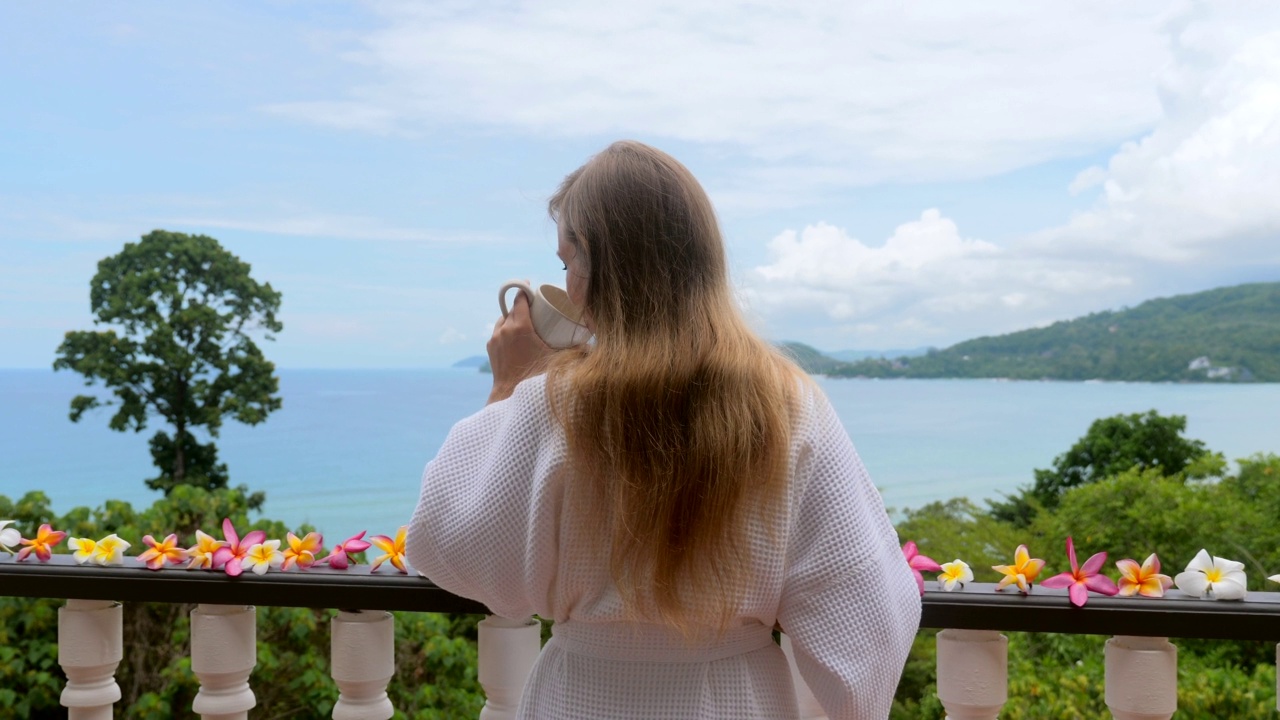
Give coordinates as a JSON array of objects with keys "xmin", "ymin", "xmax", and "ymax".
[{"xmin": 3, "ymin": 1, "xmax": 1278, "ymax": 368}]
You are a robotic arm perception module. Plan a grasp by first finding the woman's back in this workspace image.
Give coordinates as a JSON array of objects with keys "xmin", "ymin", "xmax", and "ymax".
[{"xmin": 405, "ymin": 141, "xmax": 921, "ymax": 718}]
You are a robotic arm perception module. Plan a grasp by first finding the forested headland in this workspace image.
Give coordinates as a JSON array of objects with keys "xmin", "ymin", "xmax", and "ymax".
[{"xmin": 782, "ymin": 281, "xmax": 1280, "ymax": 382}]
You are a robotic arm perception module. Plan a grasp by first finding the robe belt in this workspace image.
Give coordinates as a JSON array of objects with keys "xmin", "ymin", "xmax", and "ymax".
[{"xmin": 551, "ymin": 621, "xmax": 775, "ymax": 663}]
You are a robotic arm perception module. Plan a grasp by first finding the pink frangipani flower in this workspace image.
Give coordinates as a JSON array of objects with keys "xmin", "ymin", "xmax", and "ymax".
[
  {"xmin": 1041, "ymin": 536, "xmax": 1119, "ymax": 607},
  {"xmin": 316, "ymin": 531, "xmax": 371, "ymax": 570},
  {"xmin": 211, "ymin": 518, "xmax": 266, "ymax": 577},
  {"xmin": 902, "ymin": 541, "xmax": 941, "ymax": 596}
]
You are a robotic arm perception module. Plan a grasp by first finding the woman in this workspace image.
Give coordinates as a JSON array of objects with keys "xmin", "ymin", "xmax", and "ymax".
[{"xmin": 406, "ymin": 141, "xmax": 920, "ymax": 719}]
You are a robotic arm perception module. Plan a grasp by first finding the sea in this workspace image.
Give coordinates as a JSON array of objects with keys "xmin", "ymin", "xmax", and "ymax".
[{"xmin": 2, "ymin": 369, "xmax": 1277, "ymax": 543}]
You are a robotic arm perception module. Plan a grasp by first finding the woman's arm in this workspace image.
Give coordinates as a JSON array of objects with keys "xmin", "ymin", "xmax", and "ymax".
[{"xmin": 777, "ymin": 394, "xmax": 921, "ymax": 719}]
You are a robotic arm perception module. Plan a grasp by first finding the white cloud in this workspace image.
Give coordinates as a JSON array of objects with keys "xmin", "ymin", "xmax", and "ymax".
[
  {"xmin": 745, "ymin": 3, "xmax": 1280, "ymax": 350},
  {"xmin": 266, "ymin": 0, "xmax": 1171, "ymax": 186},
  {"xmin": 1037, "ymin": 5, "xmax": 1280, "ymax": 264},
  {"xmin": 746, "ymin": 210, "xmax": 1133, "ymax": 348},
  {"xmin": 438, "ymin": 326, "xmax": 466, "ymax": 344}
]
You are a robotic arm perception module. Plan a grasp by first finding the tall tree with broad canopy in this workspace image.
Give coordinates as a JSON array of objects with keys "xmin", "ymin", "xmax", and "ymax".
[{"xmin": 54, "ymin": 230, "xmax": 282, "ymax": 503}]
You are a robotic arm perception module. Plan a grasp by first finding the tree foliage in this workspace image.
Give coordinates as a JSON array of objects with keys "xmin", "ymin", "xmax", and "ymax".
[
  {"xmin": 53, "ymin": 230, "xmax": 282, "ymax": 501},
  {"xmin": 989, "ymin": 410, "xmax": 1220, "ymax": 526}
]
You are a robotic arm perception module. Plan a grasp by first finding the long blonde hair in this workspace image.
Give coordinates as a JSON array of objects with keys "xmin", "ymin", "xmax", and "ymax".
[{"xmin": 547, "ymin": 141, "xmax": 804, "ymax": 634}]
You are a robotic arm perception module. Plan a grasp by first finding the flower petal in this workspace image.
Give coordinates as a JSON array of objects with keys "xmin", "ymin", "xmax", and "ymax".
[
  {"xmin": 1068, "ymin": 583, "xmax": 1088, "ymax": 607},
  {"xmin": 902, "ymin": 541, "xmax": 918, "ymax": 561},
  {"xmin": 1137, "ymin": 577, "xmax": 1168, "ymax": 597},
  {"xmin": 241, "ymin": 530, "xmax": 267, "ymax": 548},
  {"xmin": 1065, "ymin": 536, "xmax": 1078, "ymax": 572},
  {"xmin": 1175, "ymin": 569, "xmax": 1210, "ymax": 598},
  {"xmin": 1212, "ymin": 577, "xmax": 1248, "ymax": 601},
  {"xmin": 1185, "ymin": 549, "xmax": 1214, "ymax": 574},
  {"xmin": 1142, "ymin": 553, "xmax": 1161, "ymax": 576},
  {"xmin": 1084, "ymin": 574, "xmax": 1119, "ymax": 596},
  {"xmin": 222, "ymin": 518, "xmax": 239, "ymax": 548},
  {"xmin": 1040, "ymin": 573, "xmax": 1075, "ymax": 589},
  {"xmin": 1014, "ymin": 545, "xmax": 1030, "ymax": 567},
  {"xmin": 1214, "ymin": 557, "xmax": 1246, "ymax": 575},
  {"xmin": 1116, "ymin": 559, "xmax": 1142, "ymax": 583},
  {"xmin": 1080, "ymin": 551, "xmax": 1108, "ymax": 577}
]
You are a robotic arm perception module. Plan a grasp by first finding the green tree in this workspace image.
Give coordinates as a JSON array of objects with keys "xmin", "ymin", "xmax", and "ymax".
[
  {"xmin": 53, "ymin": 230, "xmax": 282, "ymax": 502},
  {"xmin": 989, "ymin": 410, "xmax": 1219, "ymax": 526}
]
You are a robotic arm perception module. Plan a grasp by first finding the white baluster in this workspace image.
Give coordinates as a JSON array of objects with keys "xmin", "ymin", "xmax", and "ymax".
[
  {"xmin": 1105, "ymin": 635, "xmax": 1176, "ymax": 720},
  {"xmin": 190, "ymin": 604, "xmax": 257, "ymax": 720},
  {"xmin": 780, "ymin": 633, "xmax": 828, "ymax": 719},
  {"xmin": 331, "ymin": 610, "xmax": 395, "ymax": 720},
  {"xmin": 58, "ymin": 598, "xmax": 123, "ymax": 720},
  {"xmin": 936, "ymin": 629, "xmax": 1008, "ymax": 720},
  {"xmin": 477, "ymin": 615, "xmax": 541, "ymax": 720}
]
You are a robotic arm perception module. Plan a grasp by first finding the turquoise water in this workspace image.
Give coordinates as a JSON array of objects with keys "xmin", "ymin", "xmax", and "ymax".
[{"xmin": 2, "ymin": 369, "xmax": 1277, "ymax": 542}]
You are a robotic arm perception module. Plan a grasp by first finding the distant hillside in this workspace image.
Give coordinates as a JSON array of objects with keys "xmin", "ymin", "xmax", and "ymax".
[
  {"xmin": 827, "ymin": 347, "xmax": 931, "ymax": 362},
  {"xmin": 827, "ymin": 282, "xmax": 1280, "ymax": 382},
  {"xmin": 777, "ymin": 342, "xmax": 853, "ymax": 374},
  {"xmin": 452, "ymin": 355, "xmax": 488, "ymax": 369}
]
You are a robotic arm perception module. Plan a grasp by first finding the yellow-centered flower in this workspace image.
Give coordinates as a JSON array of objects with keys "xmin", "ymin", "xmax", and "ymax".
[{"xmin": 993, "ymin": 544, "xmax": 1045, "ymax": 594}]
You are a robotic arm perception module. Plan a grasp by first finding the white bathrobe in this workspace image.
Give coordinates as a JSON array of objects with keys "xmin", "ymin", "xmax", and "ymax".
[{"xmin": 406, "ymin": 374, "xmax": 920, "ymax": 719}]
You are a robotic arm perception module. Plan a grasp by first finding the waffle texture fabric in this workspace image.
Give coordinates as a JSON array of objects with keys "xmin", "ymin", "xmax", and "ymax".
[{"xmin": 406, "ymin": 374, "xmax": 921, "ymax": 719}]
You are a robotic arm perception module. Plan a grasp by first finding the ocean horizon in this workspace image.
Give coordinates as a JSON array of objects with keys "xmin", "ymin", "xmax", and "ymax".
[{"xmin": 3, "ymin": 368, "xmax": 1277, "ymax": 543}]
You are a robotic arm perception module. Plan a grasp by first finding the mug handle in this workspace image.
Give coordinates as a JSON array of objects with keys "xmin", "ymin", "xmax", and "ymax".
[{"xmin": 499, "ymin": 280, "xmax": 534, "ymax": 317}]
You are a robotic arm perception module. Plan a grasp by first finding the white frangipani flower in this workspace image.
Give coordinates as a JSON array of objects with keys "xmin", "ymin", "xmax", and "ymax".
[
  {"xmin": 0, "ymin": 520, "xmax": 20, "ymax": 554},
  {"xmin": 937, "ymin": 560, "xmax": 973, "ymax": 591},
  {"xmin": 1174, "ymin": 549, "xmax": 1247, "ymax": 601}
]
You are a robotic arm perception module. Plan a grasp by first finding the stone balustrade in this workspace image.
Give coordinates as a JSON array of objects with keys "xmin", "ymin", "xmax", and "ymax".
[{"xmin": 5, "ymin": 560, "xmax": 1280, "ymax": 718}]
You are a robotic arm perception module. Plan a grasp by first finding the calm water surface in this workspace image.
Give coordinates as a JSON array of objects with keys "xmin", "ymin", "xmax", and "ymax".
[{"xmin": 2, "ymin": 369, "xmax": 1276, "ymax": 541}]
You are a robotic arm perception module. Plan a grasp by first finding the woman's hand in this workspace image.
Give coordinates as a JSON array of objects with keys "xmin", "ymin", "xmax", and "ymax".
[{"xmin": 487, "ymin": 289, "xmax": 553, "ymax": 404}]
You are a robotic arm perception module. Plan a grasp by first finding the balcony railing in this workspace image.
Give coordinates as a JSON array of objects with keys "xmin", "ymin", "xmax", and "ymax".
[{"xmin": 4, "ymin": 557, "xmax": 1280, "ymax": 719}]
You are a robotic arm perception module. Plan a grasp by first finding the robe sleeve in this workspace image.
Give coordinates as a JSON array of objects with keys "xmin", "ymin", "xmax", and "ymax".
[
  {"xmin": 776, "ymin": 391, "xmax": 921, "ymax": 720},
  {"xmin": 404, "ymin": 375, "xmax": 564, "ymax": 619}
]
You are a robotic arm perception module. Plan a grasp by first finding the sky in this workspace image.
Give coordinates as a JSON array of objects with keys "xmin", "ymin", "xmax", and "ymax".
[{"xmin": 2, "ymin": 1, "xmax": 1278, "ymax": 369}]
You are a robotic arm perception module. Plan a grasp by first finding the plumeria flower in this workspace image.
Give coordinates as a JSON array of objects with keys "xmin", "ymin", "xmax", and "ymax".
[
  {"xmin": 282, "ymin": 532, "xmax": 323, "ymax": 571},
  {"xmin": 993, "ymin": 544, "xmax": 1046, "ymax": 594},
  {"xmin": 70, "ymin": 535, "xmax": 130, "ymax": 566},
  {"xmin": 1175, "ymin": 549, "xmax": 1247, "ymax": 600},
  {"xmin": 16, "ymin": 523, "xmax": 66, "ymax": 562},
  {"xmin": 937, "ymin": 560, "xmax": 973, "ymax": 591},
  {"xmin": 902, "ymin": 541, "xmax": 942, "ymax": 595},
  {"xmin": 211, "ymin": 518, "xmax": 267, "ymax": 578},
  {"xmin": 138, "ymin": 534, "xmax": 189, "ymax": 571},
  {"xmin": 317, "ymin": 531, "xmax": 371, "ymax": 570},
  {"xmin": 370, "ymin": 526, "xmax": 408, "ymax": 573},
  {"xmin": 242, "ymin": 539, "xmax": 285, "ymax": 575},
  {"xmin": 91, "ymin": 534, "xmax": 130, "ymax": 566},
  {"xmin": 1117, "ymin": 554, "xmax": 1174, "ymax": 598},
  {"xmin": 1041, "ymin": 536, "xmax": 1119, "ymax": 607},
  {"xmin": 186, "ymin": 530, "xmax": 226, "ymax": 570},
  {"xmin": 69, "ymin": 537, "xmax": 98, "ymax": 565},
  {"xmin": 0, "ymin": 520, "xmax": 22, "ymax": 555}
]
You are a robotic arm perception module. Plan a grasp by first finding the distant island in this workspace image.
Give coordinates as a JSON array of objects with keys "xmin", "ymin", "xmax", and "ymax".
[
  {"xmin": 460, "ymin": 281, "xmax": 1279, "ymax": 383},
  {"xmin": 452, "ymin": 355, "xmax": 488, "ymax": 369},
  {"xmin": 786, "ymin": 281, "xmax": 1280, "ymax": 382}
]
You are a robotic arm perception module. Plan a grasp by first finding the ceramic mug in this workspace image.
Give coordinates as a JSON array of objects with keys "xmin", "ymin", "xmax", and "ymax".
[{"xmin": 499, "ymin": 280, "xmax": 591, "ymax": 349}]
